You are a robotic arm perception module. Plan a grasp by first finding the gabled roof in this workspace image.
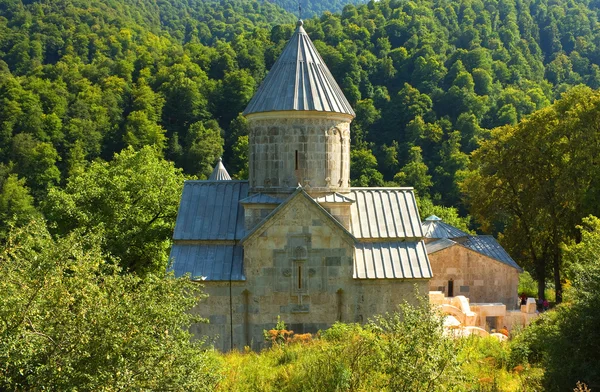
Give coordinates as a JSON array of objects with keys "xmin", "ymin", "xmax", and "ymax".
[
  {"xmin": 349, "ymin": 188, "xmax": 423, "ymax": 240},
  {"xmin": 169, "ymin": 243, "xmax": 245, "ymax": 281},
  {"xmin": 354, "ymin": 241, "xmax": 431, "ymax": 279},
  {"xmin": 241, "ymin": 187, "xmax": 355, "ymax": 245},
  {"xmin": 173, "ymin": 181, "xmax": 248, "ymax": 241},
  {"xmin": 422, "ymin": 217, "xmax": 469, "ymax": 239},
  {"xmin": 425, "ymin": 236, "xmax": 522, "ymax": 272},
  {"xmin": 314, "ymin": 193, "xmax": 355, "ymax": 204},
  {"xmin": 243, "ymin": 20, "xmax": 355, "ymax": 117},
  {"xmin": 208, "ymin": 158, "xmax": 232, "ymax": 181},
  {"xmin": 239, "ymin": 193, "xmax": 282, "ymax": 205},
  {"xmin": 462, "ymin": 236, "xmax": 523, "ymax": 271}
]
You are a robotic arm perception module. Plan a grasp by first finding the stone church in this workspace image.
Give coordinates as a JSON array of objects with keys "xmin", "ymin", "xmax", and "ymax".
[{"xmin": 169, "ymin": 20, "xmax": 434, "ymax": 351}]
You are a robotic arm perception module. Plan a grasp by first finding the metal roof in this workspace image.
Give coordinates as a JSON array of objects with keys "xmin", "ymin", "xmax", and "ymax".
[
  {"xmin": 239, "ymin": 193, "xmax": 282, "ymax": 204},
  {"xmin": 169, "ymin": 243, "xmax": 245, "ymax": 281},
  {"xmin": 208, "ymin": 158, "xmax": 232, "ymax": 181},
  {"xmin": 314, "ymin": 193, "xmax": 355, "ymax": 204},
  {"xmin": 173, "ymin": 181, "xmax": 248, "ymax": 241},
  {"xmin": 422, "ymin": 220, "xmax": 469, "ymax": 239},
  {"xmin": 349, "ymin": 188, "xmax": 423, "ymax": 240},
  {"xmin": 425, "ymin": 238, "xmax": 458, "ymax": 254},
  {"xmin": 354, "ymin": 241, "xmax": 432, "ymax": 279},
  {"xmin": 243, "ymin": 20, "xmax": 355, "ymax": 117},
  {"xmin": 462, "ymin": 236, "xmax": 523, "ymax": 271}
]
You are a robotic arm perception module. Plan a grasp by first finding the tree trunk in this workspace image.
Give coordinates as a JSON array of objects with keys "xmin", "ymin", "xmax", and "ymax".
[
  {"xmin": 553, "ymin": 250, "xmax": 563, "ymax": 304},
  {"xmin": 536, "ymin": 256, "xmax": 546, "ymax": 301}
]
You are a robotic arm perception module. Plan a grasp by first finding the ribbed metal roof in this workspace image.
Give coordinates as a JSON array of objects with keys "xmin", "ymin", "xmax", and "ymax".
[
  {"xmin": 422, "ymin": 219, "xmax": 469, "ymax": 239},
  {"xmin": 243, "ymin": 20, "xmax": 355, "ymax": 117},
  {"xmin": 462, "ymin": 236, "xmax": 523, "ymax": 271},
  {"xmin": 208, "ymin": 158, "xmax": 232, "ymax": 181},
  {"xmin": 349, "ymin": 188, "xmax": 423, "ymax": 240},
  {"xmin": 314, "ymin": 193, "xmax": 355, "ymax": 204},
  {"xmin": 425, "ymin": 238, "xmax": 458, "ymax": 254},
  {"xmin": 169, "ymin": 243, "xmax": 245, "ymax": 281},
  {"xmin": 239, "ymin": 193, "xmax": 282, "ymax": 204},
  {"xmin": 173, "ymin": 181, "xmax": 248, "ymax": 241},
  {"xmin": 354, "ymin": 241, "xmax": 432, "ymax": 279}
]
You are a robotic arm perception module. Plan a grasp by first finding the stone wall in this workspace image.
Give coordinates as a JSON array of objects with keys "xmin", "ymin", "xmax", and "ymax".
[
  {"xmin": 428, "ymin": 246, "xmax": 519, "ymax": 309},
  {"xmin": 247, "ymin": 112, "xmax": 351, "ymax": 194},
  {"xmin": 191, "ymin": 193, "xmax": 426, "ymax": 351}
]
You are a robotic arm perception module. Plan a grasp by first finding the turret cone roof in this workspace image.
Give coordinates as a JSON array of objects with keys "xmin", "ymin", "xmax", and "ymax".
[
  {"xmin": 243, "ymin": 20, "xmax": 355, "ymax": 117},
  {"xmin": 208, "ymin": 158, "xmax": 232, "ymax": 181}
]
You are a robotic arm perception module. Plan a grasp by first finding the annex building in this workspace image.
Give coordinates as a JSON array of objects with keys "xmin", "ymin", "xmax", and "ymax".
[{"xmin": 169, "ymin": 20, "xmax": 518, "ymax": 350}]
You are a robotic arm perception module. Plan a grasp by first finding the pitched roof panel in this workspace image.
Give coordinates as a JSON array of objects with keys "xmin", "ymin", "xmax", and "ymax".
[
  {"xmin": 354, "ymin": 241, "xmax": 431, "ymax": 279},
  {"xmin": 314, "ymin": 193, "xmax": 355, "ymax": 203},
  {"xmin": 425, "ymin": 238, "xmax": 459, "ymax": 254},
  {"xmin": 169, "ymin": 244, "xmax": 245, "ymax": 281},
  {"xmin": 239, "ymin": 193, "xmax": 283, "ymax": 204},
  {"xmin": 349, "ymin": 188, "xmax": 423, "ymax": 239},
  {"xmin": 173, "ymin": 181, "xmax": 248, "ymax": 241},
  {"xmin": 243, "ymin": 21, "xmax": 355, "ymax": 117},
  {"xmin": 422, "ymin": 219, "xmax": 469, "ymax": 239},
  {"xmin": 462, "ymin": 236, "xmax": 523, "ymax": 271}
]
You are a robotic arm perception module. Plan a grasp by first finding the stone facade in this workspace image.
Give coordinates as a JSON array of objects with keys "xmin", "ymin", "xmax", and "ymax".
[
  {"xmin": 191, "ymin": 192, "xmax": 426, "ymax": 351},
  {"xmin": 247, "ymin": 111, "xmax": 352, "ymax": 194},
  {"xmin": 428, "ymin": 245, "xmax": 519, "ymax": 309}
]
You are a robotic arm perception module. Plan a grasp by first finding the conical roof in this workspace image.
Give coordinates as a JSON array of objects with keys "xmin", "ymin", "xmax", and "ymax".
[
  {"xmin": 208, "ymin": 158, "xmax": 232, "ymax": 181},
  {"xmin": 243, "ymin": 20, "xmax": 355, "ymax": 117}
]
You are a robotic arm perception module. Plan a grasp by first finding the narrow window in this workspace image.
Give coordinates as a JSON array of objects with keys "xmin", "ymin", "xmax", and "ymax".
[
  {"xmin": 295, "ymin": 150, "xmax": 299, "ymax": 170},
  {"xmin": 448, "ymin": 280, "xmax": 454, "ymax": 297},
  {"xmin": 298, "ymin": 265, "xmax": 302, "ymax": 289}
]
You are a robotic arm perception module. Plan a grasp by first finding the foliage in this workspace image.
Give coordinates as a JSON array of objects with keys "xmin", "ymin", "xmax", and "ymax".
[
  {"xmin": 43, "ymin": 146, "xmax": 186, "ymax": 275},
  {"xmin": 462, "ymin": 86, "xmax": 600, "ymax": 301},
  {"xmin": 1, "ymin": 0, "xmax": 599, "ymax": 212},
  {"xmin": 369, "ymin": 298, "xmax": 464, "ymax": 391},
  {"xmin": 0, "ymin": 220, "xmax": 221, "ymax": 391},
  {"xmin": 417, "ymin": 196, "xmax": 472, "ymax": 233},
  {"xmin": 518, "ymin": 271, "xmax": 538, "ymax": 298},
  {"xmin": 218, "ymin": 311, "xmax": 544, "ymax": 391},
  {"xmin": 0, "ymin": 170, "xmax": 39, "ymax": 239},
  {"xmin": 513, "ymin": 215, "xmax": 600, "ymax": 391}
]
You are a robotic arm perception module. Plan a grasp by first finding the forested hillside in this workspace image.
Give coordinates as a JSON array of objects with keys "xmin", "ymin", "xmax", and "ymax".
[
  {"xmin": 1, "ymin": 0, "xmax": 600, "ymax": 263},
  {"xmin": 273, "ymin": 0, "xmax": 368, "ymax": 17}
]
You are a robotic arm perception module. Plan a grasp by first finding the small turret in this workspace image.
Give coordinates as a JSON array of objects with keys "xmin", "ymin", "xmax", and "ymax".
[{"xmin": 208, "ymin": 158, "xmax": 232, "ymax": 181}]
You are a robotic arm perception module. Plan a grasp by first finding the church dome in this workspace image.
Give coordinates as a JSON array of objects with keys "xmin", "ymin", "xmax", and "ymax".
[{"xmin": 243, "ymin": 20, "xmax": 355, "ymax": 117}]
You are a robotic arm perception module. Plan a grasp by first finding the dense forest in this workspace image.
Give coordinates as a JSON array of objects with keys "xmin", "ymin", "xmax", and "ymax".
[
  {"xmin": 1, "ymin": 0, "xmax": 600, "ymax": 389},
  {"xmin": 0, "ymin": 0, "xmax": 598, "ymax": 286},
  {"xmin": 0, "ymin": 0, "xmax": 598, "ymax": 280},
  {"xmin": 273, "ymin": 0, "xmax": 369, "ymax": 17}
]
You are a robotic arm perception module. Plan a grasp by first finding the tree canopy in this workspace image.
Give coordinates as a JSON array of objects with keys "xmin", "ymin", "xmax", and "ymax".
[
  {"xmin": 1, "ymin": 0, "xmax": 599, "ymax": 213},
  {"xmin": 0, "ymin": 220, "xmax": 220, "ymax": 391},
  {"xmin": 462, "ymin": 86, "xmax": 600, "ymax": 301}
]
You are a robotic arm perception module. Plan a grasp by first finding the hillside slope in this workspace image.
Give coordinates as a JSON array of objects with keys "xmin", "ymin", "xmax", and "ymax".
[{"xmin": 0, "ymin": 0, "xmax": 599, "ymax": 212}]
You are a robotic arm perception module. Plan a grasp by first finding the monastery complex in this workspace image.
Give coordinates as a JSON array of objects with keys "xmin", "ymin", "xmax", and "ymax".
[{"xmin": 169, "ymin": 20, "xmax": 526, "ymax": 351}]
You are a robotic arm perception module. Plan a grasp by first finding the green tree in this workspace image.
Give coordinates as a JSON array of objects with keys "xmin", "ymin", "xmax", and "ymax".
[
  {"xmin": 394, "ymin": 146, "xmax": 432, "ymax": 196},
  {"xmin": 0, "ymin": 171, "xmax": 39, "ymax": 238},
  {"xmin": 0, "ymin": 221, "xmax": 221, "ymax": 391},
  {"xmin": 44, "ymin": 147, "xmax": 186, "ymax": 275},
  {"xmin": 517, "ymin": 216, "xmax": 600, "ymax": 391},
  {"xmin": 462, "ymin": 87, "xmax": 600, "ymax": 302},
  {"xmin": 181, "ymin": 120, "xmax": 224, "ymax": 178},
  {"xmin": 350, "ymin": 148, "xmax": 384, "ymax": 187}
]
